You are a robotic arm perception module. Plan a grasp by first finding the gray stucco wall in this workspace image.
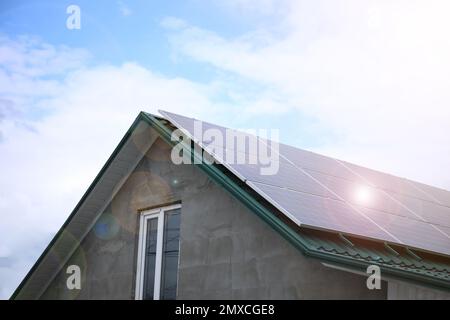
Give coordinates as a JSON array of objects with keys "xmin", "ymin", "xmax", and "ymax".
[{"xmin": 41, "ymin": 138, "xmax": 386, "ymax": 299}]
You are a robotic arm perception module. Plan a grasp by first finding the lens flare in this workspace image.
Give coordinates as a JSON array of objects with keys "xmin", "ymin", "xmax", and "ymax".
[
  {"xmin": 354, "ymin": 185, "xmax": 372, "ymax": 205},
  {"xmin": 94, "ymin": 213, "xmax": 120, "ymax": 240}
]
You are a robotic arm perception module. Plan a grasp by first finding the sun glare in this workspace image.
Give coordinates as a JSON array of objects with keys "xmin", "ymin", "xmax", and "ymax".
[{"xmin": 354, "ymin": 185, "xmax": 372, "ymax": 205}]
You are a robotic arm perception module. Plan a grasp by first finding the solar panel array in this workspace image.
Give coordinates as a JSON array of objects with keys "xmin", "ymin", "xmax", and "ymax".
[{"xmin": 159, "ymin": 110, "xmax": 450, "ymax": 256}]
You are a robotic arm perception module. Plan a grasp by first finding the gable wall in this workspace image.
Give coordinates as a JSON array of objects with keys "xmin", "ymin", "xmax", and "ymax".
[{"xmin": 41, "ymin": 138, "xmax": 387, "ymax": 299}]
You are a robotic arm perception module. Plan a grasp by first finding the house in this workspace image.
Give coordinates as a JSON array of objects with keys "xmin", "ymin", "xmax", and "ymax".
[{"xmin": 12, "ymin": 110, "xmax": 450, "ymax": 300}]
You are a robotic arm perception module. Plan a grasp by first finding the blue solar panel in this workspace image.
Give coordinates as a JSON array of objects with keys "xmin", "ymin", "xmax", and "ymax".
[{"xmin": 160, "ymin": 110, "xmax": 450, "ymax": 256}]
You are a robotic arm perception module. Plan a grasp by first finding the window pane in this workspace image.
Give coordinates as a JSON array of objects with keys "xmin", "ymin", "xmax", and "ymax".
[
  {"xmin": 160, "ymin": 208, "xmax": 181, "ymax": 300},
  {"xmin": 143, "ymin": 217, "xmax": 158, "ymax": 300}
]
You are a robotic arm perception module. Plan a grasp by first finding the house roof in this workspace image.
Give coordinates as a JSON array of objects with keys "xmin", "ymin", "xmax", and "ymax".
[
  {"xmin": 12, "ymin": 111, "xmax": 450, "ymax": 299},
  {"xmin": 155, "ymin": 110, "xmax": 450, "ymax": 290},
  {"xmin": 160, "ymin": 110, "xmax": 450, "ymax": 258}
]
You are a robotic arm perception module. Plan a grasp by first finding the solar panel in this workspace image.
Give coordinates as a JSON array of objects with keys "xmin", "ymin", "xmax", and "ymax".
[
  {"xmin": 159, "ymin": 110, "xmax": 450, "ymax": 257},
  {"xmin": 410, "ymin": 181, "xmax": 450, "ymax": 207},
  {"xmin": 420, "ymin": 201, "xmax": 450, "ymax": 228},
  {"xmin": 341, "ymin": 161, "xmax": 439, "ymax": 203},
  {"xmin": 303, "ymin": 169, "xmax": 422, "ymax": 221},
  {"xmin": 229, "ymin": 160, "xmax": 331, "ymax": 199},
  {"xmin": 248, "ymin": 181, "xmax": 398, "ymax": 244},
  {"xmin": 363, "ymin": 206, "xmax": 450, "ymax": 255},
  {"xmin": 278, "ymin": 143, "xmax": 367, "ymax": 183}
]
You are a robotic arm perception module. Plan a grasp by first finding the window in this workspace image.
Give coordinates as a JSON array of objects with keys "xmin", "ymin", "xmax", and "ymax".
[{"xmin": 135, "ymin": 204, "xmax": 181, "ymax": 300}]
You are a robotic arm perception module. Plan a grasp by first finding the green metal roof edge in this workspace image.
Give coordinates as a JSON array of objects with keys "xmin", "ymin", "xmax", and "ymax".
[
  {"xmin": 304, "ymin": 233, "xmax": 450, "ymax": 280},
  {"xmin": 141, "ymin": 112, "xmax": 450, "ymax": 292},
  {"xmin": 306, "ymin": 243, "xmax": 450, "ymax": 290},
  {"xmin": 11, "ymin": 111, "xmax": 450, "ymax": 299},
  {"xmin": 10, "ymin": 113, "xmax": 147, "ymax": 300}
]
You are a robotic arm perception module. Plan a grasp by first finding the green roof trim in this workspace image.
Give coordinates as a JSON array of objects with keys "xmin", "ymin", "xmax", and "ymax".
[
  {"xmin": 301, "ymin": 230, "xmax": 450, "ymax": 284},
  {"xmin": 12, "ymin": 112, "xmax": 450, "ymax": 299}
]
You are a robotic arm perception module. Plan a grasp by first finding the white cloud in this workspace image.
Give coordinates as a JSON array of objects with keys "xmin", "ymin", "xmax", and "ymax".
[
  {"xmin": 163, "ymin": 0, "xmax": 450, "ymax": 189},
  {"xmin": 117, "ymin": 1, "xmax": 132, "ymax": 17},
  {"xmin": 0, "ymin": 35, "xmax": 221, "ymax": 299},
  {"xmin": 212, "ymin": 0, "xmax": 290, "ymax": 17},
  {"xmin": 160, "ymin": 17, "xmax": 188, "ymax": 30}
]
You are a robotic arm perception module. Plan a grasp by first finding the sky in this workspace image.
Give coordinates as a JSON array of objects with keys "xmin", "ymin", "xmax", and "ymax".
[{"xmin": 1, "ymin": 0, "xmax": 450, "ymax": 299}]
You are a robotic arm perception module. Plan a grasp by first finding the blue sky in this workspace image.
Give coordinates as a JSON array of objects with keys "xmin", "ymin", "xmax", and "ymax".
[
  {"xmin": 1, "ymin": 0, "xmax": 450, "ymax": 299},
  {"xmin": 0, "ymin": 0, "xmax": 316, "ymax": 143},
  {"xmin": 1, "ymin": 1, "xmax": 276, "ymax": 82}
]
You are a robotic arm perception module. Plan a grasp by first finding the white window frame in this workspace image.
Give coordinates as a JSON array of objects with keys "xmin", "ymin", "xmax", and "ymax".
[{"xmin": 135, "ymin": 203, "xmax": 181, "ymax": 300}]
